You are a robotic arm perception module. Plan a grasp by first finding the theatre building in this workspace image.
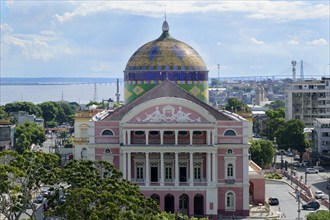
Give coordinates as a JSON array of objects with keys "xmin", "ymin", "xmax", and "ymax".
[{"xmin": 74, "ymin": 19, "xmax": 264, "ymax": 218}]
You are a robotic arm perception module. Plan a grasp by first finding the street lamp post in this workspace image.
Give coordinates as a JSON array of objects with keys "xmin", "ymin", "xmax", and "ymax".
[{"xmin": 296, "ymin": 190, "xmax": 301, "ymax": 220}]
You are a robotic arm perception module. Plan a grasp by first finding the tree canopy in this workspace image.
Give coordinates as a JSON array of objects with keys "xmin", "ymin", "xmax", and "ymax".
[
  {"xmin": 250, "ymin": 139, "xmax": 275, "ymax": 168},
  {"xmin": 1, "ymin": 151, "xmax": 198, "ymax": 220},
  {"xmin": 225, "ymin": 97, "xmax": 250, "ymax": 112},
  {"xmin": 307, "ymin": 210, "xmax": 330, "ymax": 220},
  {"xmin": 3, "ymin": 102, "xmax": 42, "ymax": 118},
  {"xmin": 274, "ymin": 119, "xmax": 309, "ymax": 154},
  {"xmin": 15, "ymin": 122, "xmax": 46, "ymax": 153},
  {"xmin": 0, "ymin": 150, "xmax": 60, "ymax": 220},
  {"xmin": 264, "ymin": 100, "xmax": 285, "ymax": 110}
]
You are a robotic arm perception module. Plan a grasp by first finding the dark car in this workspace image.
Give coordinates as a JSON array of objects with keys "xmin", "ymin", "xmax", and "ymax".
[
  {"xmin": 33, "ymin": 194, "xmax": 44, "ymax": 204},
  {"xmin": 302, "ymin": 201, "xmax": 320, "ymax": 210},
  {"xmin": 268, "ymin": 197, "xmax": 279, "ymax": 205}
]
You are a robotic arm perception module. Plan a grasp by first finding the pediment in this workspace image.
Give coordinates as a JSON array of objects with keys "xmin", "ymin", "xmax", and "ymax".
[{"xmin": 122, "ymin": 98, "xmax": 216, "ymax": 124}]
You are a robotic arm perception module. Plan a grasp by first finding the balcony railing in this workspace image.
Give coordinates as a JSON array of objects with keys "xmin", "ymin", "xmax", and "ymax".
[
  {"xmin": 74, "ymin": 138, "xmax": 89, "ymax": 143},
  {"xmin": 225, "ymin": 178, "xmax": 236, "ymax": 184}
]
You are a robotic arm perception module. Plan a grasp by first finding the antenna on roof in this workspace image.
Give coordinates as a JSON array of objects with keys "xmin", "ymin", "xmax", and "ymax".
[{"xmin": 164, "ymin": 4, "xmax": 166, "ymax": 21}]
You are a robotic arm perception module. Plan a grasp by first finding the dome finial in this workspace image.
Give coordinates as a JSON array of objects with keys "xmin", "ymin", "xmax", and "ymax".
[{"xmin": 162, "ymin": 4, "xmax": 169, "ymax": 32}]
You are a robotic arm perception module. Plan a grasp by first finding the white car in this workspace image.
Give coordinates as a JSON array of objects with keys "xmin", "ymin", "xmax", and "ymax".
[
  {"xmin": 306, "ymin": 168, "xmax": 319, "ymax": 174},
  {"xmin": 315, "ymin": 191, "xmax": 325, "ymax": 199}
]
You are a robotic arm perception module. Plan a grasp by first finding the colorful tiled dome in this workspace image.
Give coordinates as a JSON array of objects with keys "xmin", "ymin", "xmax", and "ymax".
[{"xmin": 124, "ymin": 20, "xmax": 209, "ymax": 104}]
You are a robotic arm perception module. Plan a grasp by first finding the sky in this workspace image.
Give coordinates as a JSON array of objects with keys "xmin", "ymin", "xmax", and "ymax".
[{"xmin": 1, "ymin": 0, "xmax": 329, "ymax": 79}]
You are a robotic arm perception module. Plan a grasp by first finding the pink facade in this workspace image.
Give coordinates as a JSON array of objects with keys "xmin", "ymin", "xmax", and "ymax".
[{"xmin": 82, "ymin": 88, "xmax": 253, "ymax": 218}]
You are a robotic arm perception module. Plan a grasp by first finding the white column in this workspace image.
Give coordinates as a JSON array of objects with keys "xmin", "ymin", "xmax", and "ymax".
[
  {"xmin": 127, "ymin": 152, "xmax": 131, "ymax": 181},
  {"xmin": 243, "ymin": 147, "xmax": 249, "ymax": 210},
  {"xmin": 189, "ymin": 152, "xmax": 194, "ymax": 186},
  {"xmin": 122, "ymin": 151, "xmax": 126, "ymax": 179},
  {"xmin": 175, "ymin": 130, "xmax": 178, "ymax": 145},
  {"xmin": 145, "ymin": 152, "xmax": 150, "ymax": 186},
  {"xmin": 160, "ymin": 152, "xmax": 164, "ymax": 186},
  {"xmin": 189, "ymin": 130, "xmax": 193, "ymax": 145},
  {"xmin": 213, "ymin": 128, "xmax": 216, "ymax": 145},
  {"xmin": 145, "ymin": 130, "xmax": 149, "ymax": 145},
  {"xmin": 127, "ymin": 130, "xmax": 131, "ymax": 145},
  {"xmin": 206, "ymin": 152, "xmax": 211, "ymax": 186},
  {"xmin": 207, "ymin": 130, "xmax": 210, "ymax": 145},
  {"xmin": 212, "ymin": 152, "xmax": 216, "ymax": 184},
  {"xmin": 175, "ymin": 152, "xmax": 179, "ymax": 186},
  {"xmin": 160, "ymin": 130, "xmax": 164, "ymax": 145},
  {"xmin": 123, "ymin": 129, "xmax": 126, "ymax": 145}
]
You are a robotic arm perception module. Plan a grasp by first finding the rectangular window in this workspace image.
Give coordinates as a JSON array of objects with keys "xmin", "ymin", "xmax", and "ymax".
[
  {"xmin": 165, "ymin": 167, "xmax": 172, "ymax": 180},
  {"xmin": 136, "ymin": 166, "xmax": 144, "ymax": 180},
  {"xmin": 194, "ymin": 166, "xmax": 201, "ymax": 180}
]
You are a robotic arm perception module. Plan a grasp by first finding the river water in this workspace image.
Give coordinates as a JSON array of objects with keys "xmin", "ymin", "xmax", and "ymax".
[{"xmin": 0, "ymin": 83, "xmax": 123, "ymax": 105}]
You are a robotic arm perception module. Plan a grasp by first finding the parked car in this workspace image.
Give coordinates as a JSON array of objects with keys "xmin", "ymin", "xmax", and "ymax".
[
  {"xmin": 33, "ymin": 194, "xmax": 44, "ymax": 204},
  {"xmin": 294, "ymin": 155, "xmax": 300, "ymax": 161},
  {"xmin": 326, "ymin": 182, "xmax": 330, "ymax": 190},
  {"xmin": 306, "ymin": 168, "xmax": 319, "ymax": 174},
  {"xmin": 314, "ymin": 191, "xmax": 325, "ymax": 199},
  {"xmin": 286, "ymin": 151, "xmax": 293, "ymax": 157},
  {"xmin": 302, "ymin": 201, "xmax": 320, "ymax": 210},
  {"xmin": 268, "ymin": 197, "xmax": 279, "ymax": 205},
  {"xmin": 313, "ymin": 166, "xmax": 324, "ymax": 172}
]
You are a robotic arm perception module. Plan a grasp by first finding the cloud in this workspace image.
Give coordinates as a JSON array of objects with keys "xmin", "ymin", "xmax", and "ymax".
[
  {"xmin": 0, "ymin": 23, "xmax": 13, "ymax": 33},
  {"xmin": 306, "ymin": 38, "xmax": 328, "ymax": 46},
  {"xmin": 54, "ymin": 1, "xmax": 329, "ymax": 23},
  {"xmin": 2, "ymin": 28, "xmax": 75, "ymax": 61},
  {"xmin": 91, "ymin": 62, "xmax": 112, "ymax": 72},
  {"xmin": 216, "ymin": 41, "xmax": 222, "ymax": 46},
  {"xmin": 249, "ymin": 37, "xmax": 265, "ymax": 45},
  {"xmin": 287, "ymin": 39, "xmax": 299, "ymax": 45}
]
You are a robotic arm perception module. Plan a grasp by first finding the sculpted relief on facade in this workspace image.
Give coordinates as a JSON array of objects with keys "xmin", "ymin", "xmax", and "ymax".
[{"xmin": 135, "ymin": 105, "xmax": 202, "ymax": 123}]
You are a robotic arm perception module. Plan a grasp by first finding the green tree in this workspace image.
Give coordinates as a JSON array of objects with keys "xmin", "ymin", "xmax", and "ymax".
[
  {"xmin": 4, "ymin": 102, "xmax": 42, "ymax": 117},
  {"xmin": 225, "ymin": 97, "xmax": 249, "ymax": 112},
  {"xmin": 55, "ymin": 102, "xmax": 75, "ymax": 125},
  {"xmin": 15, "ymin": 122, "xmax": 46, "ymax": 153},
  {"xmin": 250, "ymin": 139, "xmax": 275, "ymax": 168},
  {"xmin": 39, "ymin": 102, "xmax": 58, "ymax": 125},
  {"xmin": 45, "ymin": 160, "xmax": 160, "ymax": 219},
  {"xmin": 307, "ymin": 210, "xmax": 330, "ymax": 220},
  {"xmin": 0, "ymin": 150, "xmax": 60, "ymax": 220},
  {"xmin": 260, "ymin": 108, "xmax": 285, "ymax": 141},
  {"xmin": 274, "ymin": 119, "xmax": 309, "ymax": 155},
  {"xmin": 264, "ymin": 100, "xmax": 285, "ymax": 110},
  {"xmin": 0, "ymin": 106, "xmax": 9, "ymax": 120}
]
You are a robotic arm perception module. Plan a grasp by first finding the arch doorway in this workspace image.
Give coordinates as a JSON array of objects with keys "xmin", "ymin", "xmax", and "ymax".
[
  {"xmin": 194, "ymin": 194, "xmax": 204, "ymax": 216},
  {"xmin": 179, "ymin": 194, "xmax": 189, "ymax": 215},
  {"xmin": 164, "ymin": 194, "xmax": 175, "ymax": 213},
  {"xmin": 150, "ymin": 194, "xmax": 160, "ymax": 205},
  {"xmin": 249, "ymin": 181, "xmax": 254, "ymax": 204}
]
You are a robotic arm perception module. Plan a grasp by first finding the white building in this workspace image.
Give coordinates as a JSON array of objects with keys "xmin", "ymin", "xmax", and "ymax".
[
  {"xmin": 313, "ymin": 118, "xmax": 330, "ymax": 154},
  {"xmin": 285, "ymin": 77, "xmax": 330, "ymax": 127}
]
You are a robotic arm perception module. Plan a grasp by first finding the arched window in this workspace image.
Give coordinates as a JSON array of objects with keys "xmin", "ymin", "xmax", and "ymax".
[
  {"xmin": 164, "ymin": 131, "xmax": 174, "ymax": 136},
  {"xmin": 104, "ymin": 148, "xmax": 112, "ymax": 154},
  {"xmin": 101, "ymin": 129, "xmax": 114, "ymax": 136},
  {"xmin": 224, "ymin": 130, "xmax": 236, "ymax": 136},
  {"xmin": 149, "ymin": 131, "xmax": 159, "ymax": 136},
  {"xmin": 227, "ymin": 149, "xmax": 233, "ymax": 154},
  {"xmin": 225, "ymin": 191, "xmax": 235, "ymax": 211},
  {"xmin": 134, "ymin": 131, "xmax": 145, "ymax": 137},
  {"xmin": 178, "ymin": 131, "xmax": 188, "ymax": 136},
  {"xmin": 193, "ymin": 131, "xmax": 203, "ymax": 136},
  {"xmin": 227, "ymin": 163, "xmax": 233, "ymax": 177}
]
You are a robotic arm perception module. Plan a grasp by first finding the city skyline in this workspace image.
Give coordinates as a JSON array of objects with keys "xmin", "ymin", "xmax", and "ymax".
[{"xmin": 1, "ymin": 1, "xmax": 329, "ymax": 78}]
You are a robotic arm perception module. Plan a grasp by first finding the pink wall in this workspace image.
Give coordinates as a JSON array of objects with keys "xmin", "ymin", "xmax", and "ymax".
[{"xmin": 250, "ymin": 178, "xmax": 265, "ymax": 205}]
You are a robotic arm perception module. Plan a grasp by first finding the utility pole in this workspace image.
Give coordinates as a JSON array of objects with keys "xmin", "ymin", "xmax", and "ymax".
[
  {"xmin": 296, "ymin": 190, "xmax": 301, "ymax": 220},
  {"xmin": 217, "ymin": 64, "xmax": 220, "ymax": 87}
]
